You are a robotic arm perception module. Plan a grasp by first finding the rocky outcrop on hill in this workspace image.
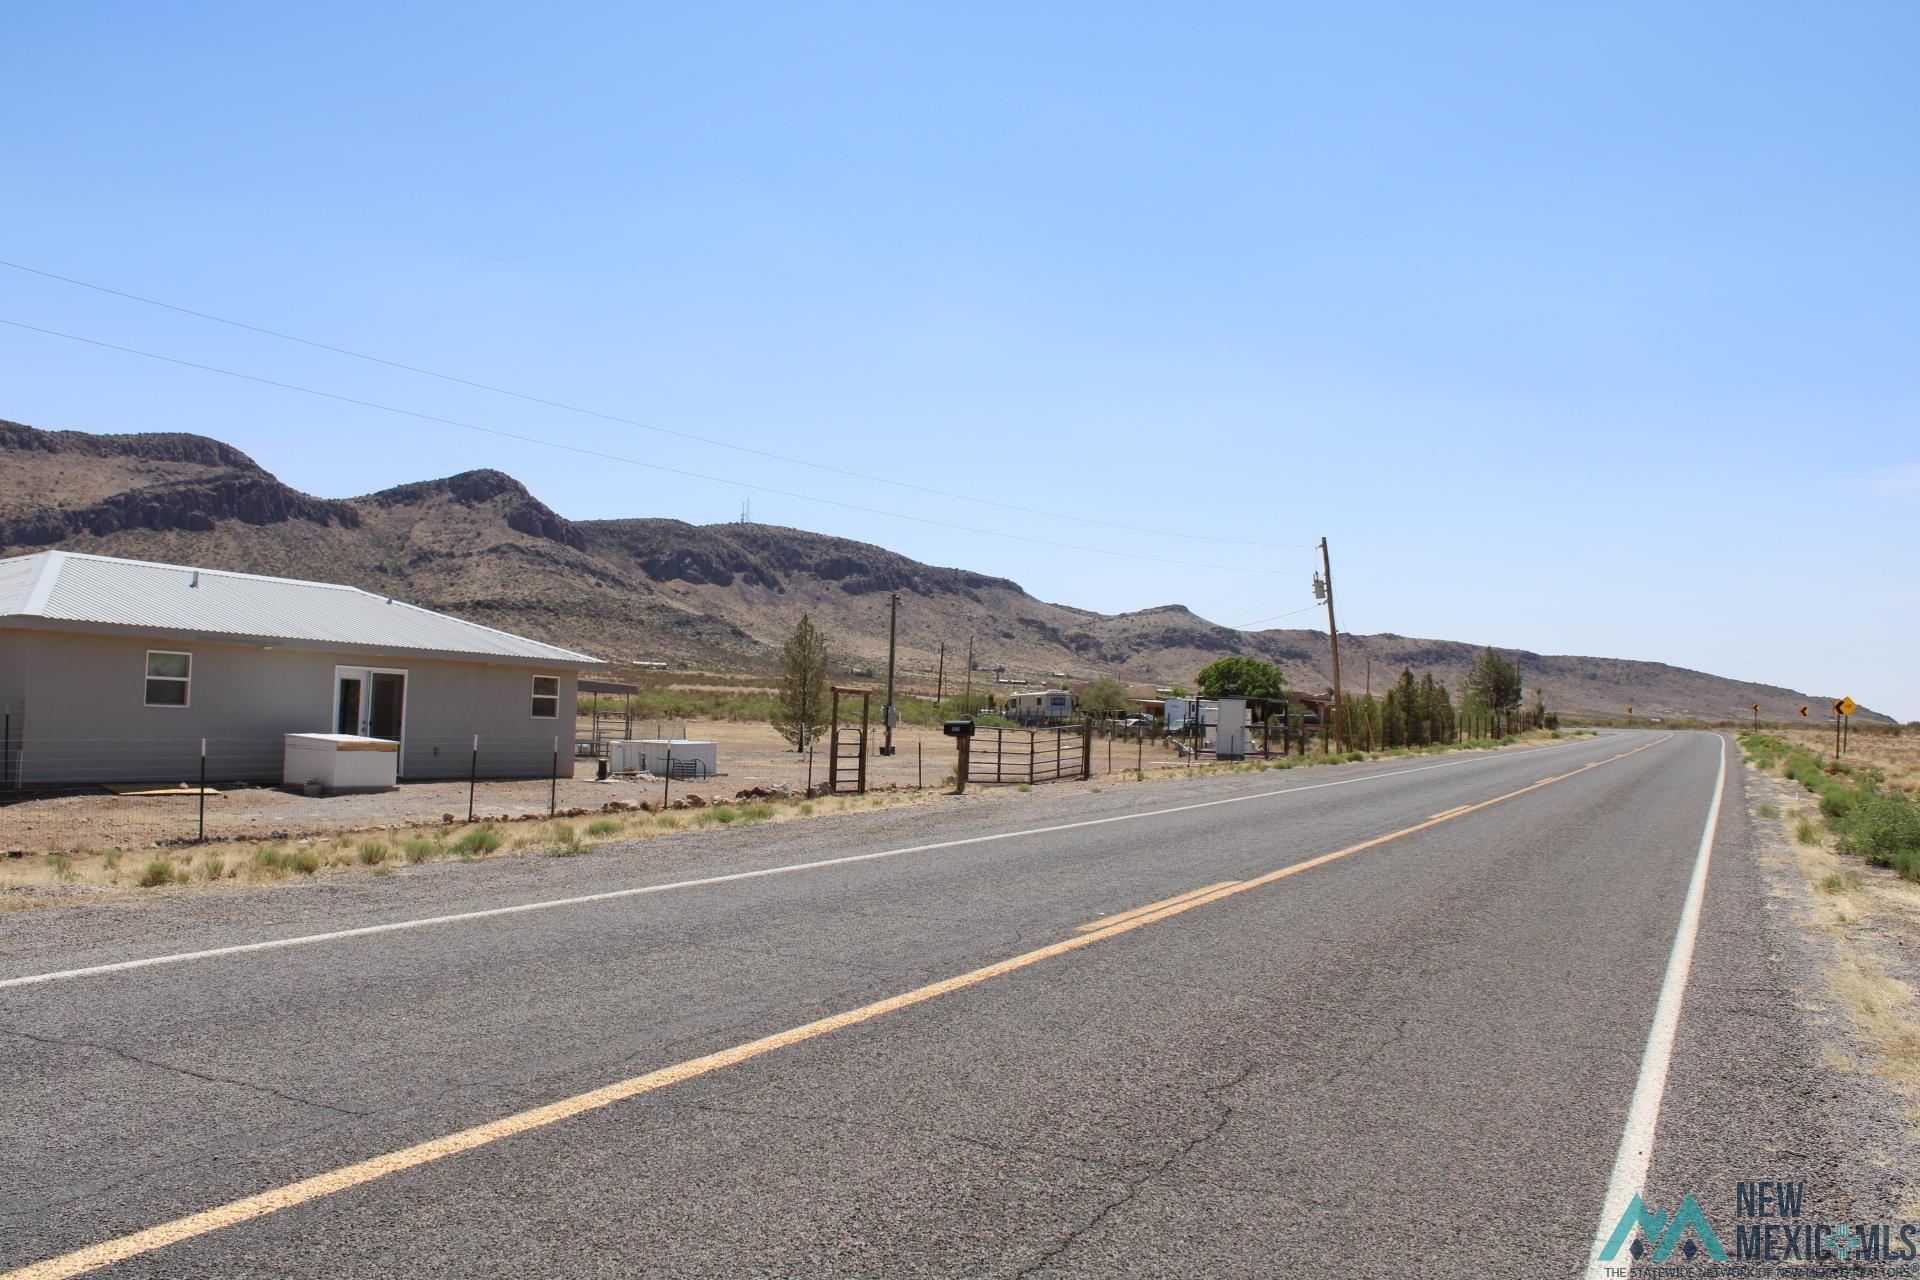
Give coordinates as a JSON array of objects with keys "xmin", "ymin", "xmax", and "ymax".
[
  {"xmin": 0, "ymin": 420, "xmax": 263, "ymax": 470},
  {"xmin": 0, "ymin": 422, "xmax": 356, "ymax": 551}
]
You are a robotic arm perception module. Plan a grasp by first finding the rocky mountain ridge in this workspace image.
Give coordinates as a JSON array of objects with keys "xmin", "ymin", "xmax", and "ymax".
[{"xmin": 0, "ymin": 418, "xmax": 1884, "ymax": 722}]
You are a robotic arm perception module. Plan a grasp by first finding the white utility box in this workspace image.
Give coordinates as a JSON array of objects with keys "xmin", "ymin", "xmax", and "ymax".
[
  {"xmin": 283, "ymin": 733, "xmax": 398, "ymax": 793},
  {"xmin": 1215, "ymin": 697, "xmax": 1249, "ymax": 760},
  {"xmin": 610, "ymin": 738, "xmax": 717, "ymax": 779}
]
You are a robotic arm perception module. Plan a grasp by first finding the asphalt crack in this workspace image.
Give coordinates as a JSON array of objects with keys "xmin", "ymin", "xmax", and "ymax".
[
  {"xmin": 0, "ymin": 1025, "xmax": 368, "ymax": 1118},
  {"xmin": 1012, "ymin": 1062, "xmax": 1256, "ymax": 1278}
]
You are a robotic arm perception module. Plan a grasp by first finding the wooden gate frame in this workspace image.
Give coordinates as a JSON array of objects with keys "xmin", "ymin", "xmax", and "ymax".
[{"xmin": 827, "ymin": 685, "xmax": 872, "ymax": 795}]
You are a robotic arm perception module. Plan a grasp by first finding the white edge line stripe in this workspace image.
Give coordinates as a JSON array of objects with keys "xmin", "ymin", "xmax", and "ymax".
[
  {"xmin": 0, "ymin": 734, "xmax": 1626, "ymax": 992},
  {"xmin": 1583, "ymin": 732, "xmax": 1727, "ymax": 1278}
]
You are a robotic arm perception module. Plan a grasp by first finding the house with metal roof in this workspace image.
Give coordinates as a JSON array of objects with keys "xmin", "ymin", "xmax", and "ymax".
[{"xmin": 0, "ymin": 551, "xmax": 603, "ymax": 785}]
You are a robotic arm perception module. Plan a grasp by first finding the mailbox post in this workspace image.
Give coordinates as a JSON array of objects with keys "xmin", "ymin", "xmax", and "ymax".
[{"xmin": 944, "ymin": 717, "xmax": 975, "ymax": 794}]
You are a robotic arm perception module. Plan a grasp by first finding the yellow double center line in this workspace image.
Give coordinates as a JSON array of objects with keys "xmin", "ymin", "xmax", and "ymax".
[{"xmin": 5, "ymin": 734, "xmax": 1668, "ymax": 1279}]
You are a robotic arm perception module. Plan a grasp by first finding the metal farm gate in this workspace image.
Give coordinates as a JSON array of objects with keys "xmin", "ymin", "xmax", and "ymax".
[
  {"xmin": 968, "ymin": 724, "xmax": 1091, "ymax": 785},
  {"xmin": 826, "ymin": 685, "xmax": 871, "ymax": 795}
]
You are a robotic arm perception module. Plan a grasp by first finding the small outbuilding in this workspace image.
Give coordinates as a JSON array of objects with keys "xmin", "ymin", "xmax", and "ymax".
[{"xmin": 0, "ymin": 551, "xmax": 602, "ymax": 786}]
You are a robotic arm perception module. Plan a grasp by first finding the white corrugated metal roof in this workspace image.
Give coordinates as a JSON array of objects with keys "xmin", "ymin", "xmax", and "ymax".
[{"xmin": 0, "ymin": 551, "xmax": 600, "ymax": 666}]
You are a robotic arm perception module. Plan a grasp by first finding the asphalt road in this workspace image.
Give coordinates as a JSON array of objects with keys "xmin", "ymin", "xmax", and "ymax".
[{"xmin": 0, "ymin": 730, "xmax": 1855, "ymax": 1277}]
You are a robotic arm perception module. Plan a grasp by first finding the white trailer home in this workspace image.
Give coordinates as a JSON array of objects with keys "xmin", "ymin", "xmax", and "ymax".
[{"xmin": 1001, "ymin": 689, "xmax": 1073, "ymax": 725}]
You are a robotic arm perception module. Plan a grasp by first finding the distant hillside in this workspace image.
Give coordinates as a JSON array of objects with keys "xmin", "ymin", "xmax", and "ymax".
[{"xmin": 0, "ymin": 418, "xmax": 1887, "ymax": 723}]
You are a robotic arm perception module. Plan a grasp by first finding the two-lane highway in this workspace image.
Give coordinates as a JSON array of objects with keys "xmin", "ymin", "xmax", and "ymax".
[{"xmin": 0, "ymin": 730, "xmax": 1850, "ymax": 1276}]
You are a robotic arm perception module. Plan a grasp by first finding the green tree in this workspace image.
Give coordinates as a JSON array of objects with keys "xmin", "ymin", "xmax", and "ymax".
[
  {"xmin": 1417, "ymin": 672, "xmax": 1443, "ymax": 747},
  {"xmin": 1387, "ymin": 668, "xmax": 1418, "ymax": 746},
  {"xmin": 1466, "ymin": 647, "xmax": 1523, "ymax": 731},
  {"xmin": 1195, "ymin": 656, "xmax": 1287, "ymax": 700},
  {"xmin": 1075, "ymin": 675, "xmax": 1133, "ymax": 721},
  {"xmin": 1433, "ymin": 681, "xmax": 1457, "ymax": 742},
  {"xmin": 770, "ymin": 614, "xmax": 830, "ymax": 750},
  {"xmin": 1382, "ymin": 685, "xmax": 1408, "ymax": 748}
]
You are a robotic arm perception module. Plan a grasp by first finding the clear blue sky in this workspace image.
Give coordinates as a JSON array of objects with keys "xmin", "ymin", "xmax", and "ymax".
[{"xmin": 4, "ymin": 3, "xmax": 1915, "ymax": 718}]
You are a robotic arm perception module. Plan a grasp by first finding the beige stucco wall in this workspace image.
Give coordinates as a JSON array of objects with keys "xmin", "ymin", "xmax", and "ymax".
[{"xmin": 3, "ymin": 627, "xmax": 579, "ymax": 784}]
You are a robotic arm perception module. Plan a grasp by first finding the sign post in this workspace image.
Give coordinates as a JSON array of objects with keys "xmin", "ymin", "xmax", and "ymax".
[{"xmin": 1833, "ymin": 697, "xmax": 1857, "ymax": 757}]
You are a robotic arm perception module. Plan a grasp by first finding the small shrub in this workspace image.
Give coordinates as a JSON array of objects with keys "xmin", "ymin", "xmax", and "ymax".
[
  {"xmin": 1821, "ymin": 872, "xmax": 1846, "ymax": 893},
  {"xmin": 357, "ymin": 841, "xmax": 389, "ymax": 866},
  {"xmin": 103, "ymin": 850, "xmax": 122, "ymax": 872},
  {"xmin": 1089, "ymin": 786, "xmax": 1102, "ymax": 794},
  {"xmin": 586, "ymin": 819, "xmax": 620, "ymax": 836},
  {"xmin": 1795, "ymin": 816, "xmax": 1819, "ymax": 845},
  {"xmin": 138, "ymin": 859, "xmax": 176, "ymax": 888},
  {"xmin": 403, "ymin": 838, "xmax": 439, "ymax": 864},
  {"xmin": 48, "ymin": 853, "xmax": 73, "ymax": 881},
  {"xmin": 288, "ymin": 848, "xmax": 322, "ymax": 875},
  {"xmin": 1819, "ymin": 785, "xmax": 1867, "ymax": 823},
  {"xmin": 201, "ymin": 854, "xmax": 225, "ymax": 880},
  {"xmin": 711, "ymin": 806, "xmax": 740, "ymax": 824},
  {"xmin": 1017, "ymin": 784, "xmax": 1033, "ymax": 793},
  {"xmin": 1346, "ymin": 751, "xmax": 1365, "ymax": 762},
  {"xmin": 1836, "ymin": 793, "xmax": 1920, "ymax": 876},
  {"xmin": 252, "ymin": 846, "xmax": 289, "ymax": 874},
  {"xmin": 372, "ymin": 866, "xmax": 394, "ymax": 878},
  {"xmin": 797, "ymin": 803, "xmax": 813, "ymax": 816},
  {"xmin": 550, "ymin": 822, "xmax": 578, "ymax": 846},
  {"xmin": 454, "ymin": 827, "xmax": 502, "ymax": 856},
  {"xmin": 655, "ymin": 814, "xmax": 681, "ymax": 830},
  {"xmin": 1756, "ymin": 802, "xmax": 1781, "ymax": 819},
  {"xmin": 738, "ymin": 803, "xmax": 775, "ymax": 822}
]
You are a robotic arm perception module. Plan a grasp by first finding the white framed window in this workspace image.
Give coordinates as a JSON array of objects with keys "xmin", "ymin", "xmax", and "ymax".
[
  {"xmin": 145, "ymin": 650, "xmax": 191, "ymax": 707},
  {"xmin": 531, "ymin": 675, "xmax": 559, "ymax": 719}
]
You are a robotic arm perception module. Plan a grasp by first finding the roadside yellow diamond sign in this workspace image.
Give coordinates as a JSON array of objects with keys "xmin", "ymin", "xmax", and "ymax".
[{"xmin": 1834, "ymin": 696, "xmax": 1858, "ymax": 716}]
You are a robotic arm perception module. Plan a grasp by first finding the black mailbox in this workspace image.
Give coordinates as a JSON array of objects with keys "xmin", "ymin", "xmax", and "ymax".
[{"xmin": 943, "ymin": 718, "xmax": 976, "ymax": 738}]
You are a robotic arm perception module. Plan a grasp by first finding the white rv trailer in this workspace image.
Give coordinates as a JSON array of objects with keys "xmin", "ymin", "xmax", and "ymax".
[{"xmin": 1001, "ymin": 689, "xmax": 1074, "ymax": 724}]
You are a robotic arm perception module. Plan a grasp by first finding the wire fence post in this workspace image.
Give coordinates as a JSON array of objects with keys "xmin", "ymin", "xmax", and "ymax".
[
  {"xmin": 550, "ymin": 736, "xmax": 559, "ymax": 817},
  {"xmin": 663, "ymin": 744, "xmax": 673, "ymax": 809},
  {"xmin": 917, "ymin": 739, "xmax": 923, "ymax": 789},
  {"xmin": 467, "ymin": 734, "xmax": 478, "ymax": 823},
  {"xmin": 197, "ymin": 737, "xmax": 207, "ymax": 844}
]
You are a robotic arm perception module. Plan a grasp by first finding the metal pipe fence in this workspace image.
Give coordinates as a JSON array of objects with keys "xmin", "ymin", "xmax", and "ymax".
[{"xmin": 0, "ymin": 733, "xmax": 590, "ymax": 855}]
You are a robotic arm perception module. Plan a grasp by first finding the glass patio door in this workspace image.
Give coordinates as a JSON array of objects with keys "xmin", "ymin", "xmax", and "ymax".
[{"xmin": 333, "ymin": 668, "xmax": 407, "ymax": 767}]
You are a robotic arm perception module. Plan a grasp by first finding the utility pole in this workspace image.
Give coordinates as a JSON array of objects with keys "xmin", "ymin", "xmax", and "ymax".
[
  {"xmin": 936, "ymin": 642, "xmax": 946, "ymax": 704},
  {"xmin": 881, "ymin": 591, "xmax": 899, "ymax": 756},
  {"xmin": 1315, "ymin": 537, "xmax": 1344, "ymax": 750},
  {"xmin": 963, "ymin": 636, "xmax": 974, "ymax": 715}
]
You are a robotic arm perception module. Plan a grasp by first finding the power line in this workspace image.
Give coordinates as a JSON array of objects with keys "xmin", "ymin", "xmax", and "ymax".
[
  {"xmin": 1233, "ymin": 601, "xmax": 1325, "ymax": 630},
  {"xmin": 1185, "ymin": 545, "xmax": 1322, "ymax": 622},
  {"xmin": 0, "ymin": 316, "xmax": 1304, "ymax": 578},
  {"xmin": 0, "ymin": 258, "xmax": 1312, "ymax": 552}
]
